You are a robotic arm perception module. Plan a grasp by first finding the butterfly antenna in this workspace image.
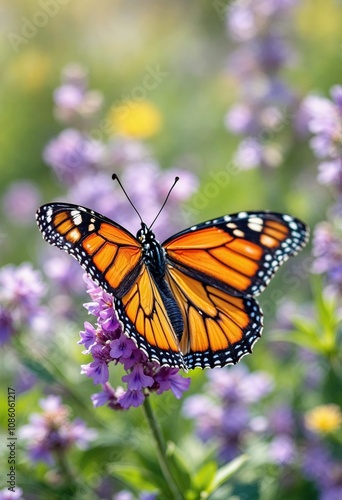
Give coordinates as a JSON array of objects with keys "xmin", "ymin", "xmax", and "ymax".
[
  {"xmin": 112, "ymin": 173, "xmax": 143, "ymax": 223},
  {"xmin": 149, "ymin": 176, "xmax": 179, "ymax": 229}
]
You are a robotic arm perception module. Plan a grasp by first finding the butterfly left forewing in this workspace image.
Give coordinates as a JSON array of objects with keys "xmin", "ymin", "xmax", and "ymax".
[
  {"xmin": 165, "ymin": 265, "xmax": 263, "ymax": 369},
  {"xmin": 36, "ymin": 203, "xmax": 143, "ymax": 297},
  {"xmin": 163, "ymin": 211, "xmax": 309, "ymax": 297}
]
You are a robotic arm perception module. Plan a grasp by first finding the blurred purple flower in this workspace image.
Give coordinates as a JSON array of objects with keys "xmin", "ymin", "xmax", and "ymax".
[
  {"xmin": 0, "ymin": 487, "xmax": 24, "ymax": 499},
  {"xmin": 43, "ymin": 129, "xmax": 104, "ymax": 184},
  {"xmin": 267, "ymin": 405, "xmax": 295, "ymax": 436},
  {"xmin": 2, "ymin": 180, "xmax": 41, "ymax": 224},
  {"xmin": 114, "ymin": 491, "xmax": 157, "ymax": 500},
  {"xmin": 268, "ymin": 434, "xmax": 296, "ymax": 465},
  {"xmin": 43, "ymin": 253, "xmax": 84, "ymax": 297},
  {"xmin": 302, "ymin": 443, "xmax": 342, "ymax": 499},
  {"xmin": 317, "ymin": 160, "xmax": 342, "ymax": 188},
  {"xmin": 233, "ymin": 138, "xmax": 263, "ymax": 170},
  {"xmin": 0, "ymin": 306, "xmax": 14, "ymax": 346},
  {"xmin": 0, "ymin": 263, "xmax": 47, "ymax": 343},
  {"xmin": 207, "ymin": 364, "xmax": 274, "ymax": 404},
  {"xmin": 312, "ymin": 222, "xmax": 342, "ymax": 291},
  {"xmin": 19, "ymin": 395, "xmax": 97, "ymax": 464},
  {"xmin": 183, "ymin": 364, "xmax": 273, "ymax": 462},
  {"xmin": 53, "ymin": 63, "xmax": 103, "ymax": 122},
  {"xmin": 225, "ymin": 0, "xmax": 298, "ymax": 169},
  {"xmin": 300, "ymin": 86, "xmax": 342, "ymax": 195},
  {"xmin": 79, "ymin": 274, "xmax": 190, "ymax": 410}
]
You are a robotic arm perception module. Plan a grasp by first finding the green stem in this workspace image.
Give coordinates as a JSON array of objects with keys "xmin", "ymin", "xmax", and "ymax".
[{"xmin": 142, "ymin": 397, "xmax": 183, "ymax": 500}]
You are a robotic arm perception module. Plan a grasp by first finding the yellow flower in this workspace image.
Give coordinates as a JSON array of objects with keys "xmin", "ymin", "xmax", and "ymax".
[
  {"xmin": 6, "ymin": 48, "xmax": 51, "ymax": 91},
  {"xmin": 107, "ymin": 100, "xmax": 162, "ymax": 139},
  {"xmin": 305, "ymin": 404, "xmax": 342, "ymax": 434}
]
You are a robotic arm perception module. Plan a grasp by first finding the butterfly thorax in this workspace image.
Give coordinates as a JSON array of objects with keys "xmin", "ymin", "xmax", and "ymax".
[
  {"xmin": 137, "ymin": 223, "xmax": 166, "ymax": 278},
  {"xmin": 137, "ymin": 223, "xmax": 184, "ymax": 340}
]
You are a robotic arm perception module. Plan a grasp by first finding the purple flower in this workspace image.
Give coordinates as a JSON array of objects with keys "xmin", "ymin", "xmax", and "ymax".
[
  {"xmin": 19, "ymin": 395, "xmax": 96, "ymax": 464},
  {"xmin": 91, "ymin": 383, "xmax": 125, "ymax": 411},
  {"xmin": 269, "ymin": 435, "xmax": 296, "ymax": 465},
  {"xmin": 53, "ymin": 63, "xmax": 103, "ymax": 122},
  {"xmin": 118, "ymin": 389, "xmax": 145, "ymax": 409},
  {"xmin": 79, "ymin": 274, "xmax": 190, "ymax": 410},
  {"xmin": 183, "ymin": 363, "xmax": 274, "ymax": 463},
  {"xmin": 81, "ymin": 350, "xmax": 110, "ymax": 385},
  {"xmin": 110, "ymin": 334, "xmax": 135, "ymax": 359},
  {"xmin": 78, "ymin": 321, "xmax": 97, "ymax": 351},
  {"xmin": 225, "ymin": 103, "xmax": 255, "ymax": 135},
  {"xmin": 221, "ymin": 404, "xmax": 250, "ymax": 437},
  {"xmin": 267, "ymin": 405, "xmax": 295, "ymax": 436},
  {"xmin": 155, "ymin": 367, "xmax": 191, "ymax": 398},
  {"xmin": 317, "ymin": 160, "xmax": 342, "ymax": 188},
  {"xmin": 299, "ymin": 87, "xmax": 342, "ymax": 198},
  {"xmin": 0, "ymin": 487, "xmax": 24, "ymax": 499},
  {"xmin": 2, "ymin": 180, "xmax": 41, "ymax": 224},
  {"xmin": 331, "ymin": 85, "xmax": 342, "ymax": 115},
  {"xmin": 225, "ymin": 0, "xmax": 297, "ymax": 169},
  {"xmin": 43, "ymin": 129, "xmax": 104, "ymax": 184},
  {"xmin": 207, "ymin": 364, "xmax": 274, "ymax": 404},
  {"xmin": 0, "ymin": 306, "xmax": 14, "ymax": 346},
  {"xmin": 122, "ymin": 364, "xmax": 154, "ymax": 391},
  {"xmin": 84, "ymin": 288, "xmax": 120, "ymax": 333},
  {"xmin": 234, "ymin": 137, "xmax": 263, "ymax": 169},
  {"xmin": 0, "ymin": 263, "xmax": 46, "ymax": 343},
  {"xmin": 312, "ymin": 222, "xmax": 342, "ymax": 291}
]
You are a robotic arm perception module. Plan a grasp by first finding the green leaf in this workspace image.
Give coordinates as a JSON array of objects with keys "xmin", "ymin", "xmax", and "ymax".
[
  {"xmin": 20, "ymin": 356, "xmax": 56, "ymax": 384},
  {"xmin": 205, "ymin": 454, "xmax": 249, "ymax": 496},
  {"xmin": 166, "ymin": 441, "xmax": 193, "ymax": 490},
  {"xmin": 191, "ymin": 461, "xmax": 217, "ymax": 492},
  {"xmin": 271, "ymin": 330, "xmax": 323, "ymax": 352},
  {"xmin": 109, "ymin": 463, "xmax": 160, "ymax": 493}
]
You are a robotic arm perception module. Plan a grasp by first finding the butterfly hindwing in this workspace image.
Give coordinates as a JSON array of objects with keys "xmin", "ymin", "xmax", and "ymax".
[
  {"xmin": 36, "ymin": 203, "xmax": 143, "ymax": 297},
  {"xmin": 114, "ymin": 266, "xmax": 186, "ymax": 368},
  {"xmin": 166, "ymin": 265, "xmax": 263, "ymax": 369},
  {"xmin": 163, "ymin": 211, "xmax": 309, "ymax": 298}
]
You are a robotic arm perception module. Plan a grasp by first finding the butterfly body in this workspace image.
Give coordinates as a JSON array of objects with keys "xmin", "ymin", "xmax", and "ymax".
[
  {"xmin": 36, "ymin": 203, "xmax": 309, "ymax": 370},
  {"xmin": 137, "ymin": 222, "xmax": 184, "ymax": 341}
]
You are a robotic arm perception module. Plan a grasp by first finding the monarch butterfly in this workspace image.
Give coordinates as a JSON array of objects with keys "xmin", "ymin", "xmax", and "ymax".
[{"xmin": 36, "ymin": 175, "xmax": 309, "ymax": 370}]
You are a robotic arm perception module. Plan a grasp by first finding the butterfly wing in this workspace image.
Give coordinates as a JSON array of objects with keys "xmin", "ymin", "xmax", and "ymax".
[
  {"xmin": 163, "ymin": 211, "xmax": 309, "ymax": 369},
  {"xmin": 165, "ymin": 265, "xmax": 263, "ymax": 368},
  {"xmin": 114, "ymin": 266, "xmax": 186, "ymax": 368},
  {"xmin": 163, "ymin": 212, "xmax": 309, "ymax": 297},
  {"xmin": 36, "ymin": 203, "xmax": 186, "ymax": 368},
  {"xmin": 36, "ymin": 203, "xmax": 143, "ymax": 297}
]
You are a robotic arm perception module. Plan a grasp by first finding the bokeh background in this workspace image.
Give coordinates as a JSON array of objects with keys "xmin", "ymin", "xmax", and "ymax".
[{"xmin": 1, "ymin": 1, "xmax": 342, "ymax": 499}]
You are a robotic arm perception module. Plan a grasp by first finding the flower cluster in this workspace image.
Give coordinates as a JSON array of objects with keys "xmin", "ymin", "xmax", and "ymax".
[
  {"xmin": 302, "ymin": 442, "xmax": 342, "ymax": 500},
  {"xmin": 183, "ymin": 360, "xmax": 342, "ymax": 495},
  {"xmin": 300, "ymin": 85, "xmax": 342, "ymax": 191},
  {"xmin": 311, "ymin": 221, "xmax": 342, "ymax": 292},
  {"xmin": 19, "ymin": 395, "xmax": 97, "ymax": 464},
  {"xmin": 53, "ymin": 63, "xmax": 104, "ymax": 123},
  {"xmin": 301, "ymin": 85, "xmax": 342, "ymax": 292},
  {"xmin": 79, "ymin": 275, "xmax": 191, "ymax": 410},
  {"xmin": 225, "ymin": 0, "xmax": 297, "ymax": 169},
  {"xmin": 0, "ymin": 263, "xmax": 47, "ymax": 345},
  {"xmin": 182, "ymin": 364, "xmax": 274, "ymax": 462}
]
